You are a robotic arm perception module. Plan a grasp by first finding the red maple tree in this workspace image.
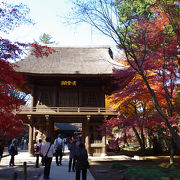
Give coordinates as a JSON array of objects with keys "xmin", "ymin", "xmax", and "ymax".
[
  {"xmin": 102, "ymin": 3, "xmax": 179, "ymax": 150},
  {"xmin": 0, "ymin": 2, "xmax": 55, "ymax": 142}
]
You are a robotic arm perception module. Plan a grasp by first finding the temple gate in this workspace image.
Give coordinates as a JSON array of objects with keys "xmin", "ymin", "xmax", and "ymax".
[{"xmin": 15, "ymin": 46, "xmax": 119, "ymax": 156}]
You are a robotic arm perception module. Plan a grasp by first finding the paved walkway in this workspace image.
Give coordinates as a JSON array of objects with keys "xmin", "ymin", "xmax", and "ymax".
[
  {"xmin": 39, "ymin": 160, "xmax": 94, "ymax": 180},
  {"xmin": 1, "ymin": 146, "xmax": 132, "ymax": 180},
  {"xmin": 39, "ymin": 145, "xmax": 94, "ymax": 180},
  {"xmin": 1, "ymin": 148, "xmax": 94, "ymax": 180},
  {"xmin": 1, "ymin": 147, "xmax": 95, "ymax": 180},
  {"xmin": 1, "ymin": 148, "xmax": 36, "ymax": 166}
]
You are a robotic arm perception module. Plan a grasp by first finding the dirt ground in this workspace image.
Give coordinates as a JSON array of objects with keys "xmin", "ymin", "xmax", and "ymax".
[
  {"xmin": 0, "ymin": 165, "xmax": 43, "ymax": 180},
  {"xmin": 89, "ymin": 155, "xmax": 180, "ymax": 180}
]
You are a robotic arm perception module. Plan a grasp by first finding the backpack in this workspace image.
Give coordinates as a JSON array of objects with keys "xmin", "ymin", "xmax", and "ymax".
[
  {"xmin": 55, "ymin": 139, "xmax": 62, "ymax": 149},
  {"xmin": 8, "ymin": 145, "xmax": 13, "ymax": 153},
  {"xmin": 34, "ymin": 144, "xmax": 40, "ymax": 153},
  {"xmin": 8, "ymin": 144, "xmax": 17, "ymax": 155}
]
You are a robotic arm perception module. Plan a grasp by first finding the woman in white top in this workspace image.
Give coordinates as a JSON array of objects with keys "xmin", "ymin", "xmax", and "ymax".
[{"xmin": 41, "ymin": 136, "xmax": 55, "ymax": 180}]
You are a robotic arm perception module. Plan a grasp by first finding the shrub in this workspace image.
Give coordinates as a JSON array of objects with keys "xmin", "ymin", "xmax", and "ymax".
[
  {"xmin": 111, "ymin": 163, "xmax": 128, "ymax": 170},
  {"xmin": 125, "ymin": 167, "xmax": 168, "ymax": 180},
  {"xmin": 169, "ymin": 170, "xmax": 180, "ymax": 178}
]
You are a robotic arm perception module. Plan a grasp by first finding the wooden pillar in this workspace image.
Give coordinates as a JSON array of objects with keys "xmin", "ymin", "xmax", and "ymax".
[
  {"xmin": 45, "ymin": 115, "xmax": 50, "ymax": 137},
  {"xmin": 28, "ymin": 115, "xmax": 34, "ymax": 156},
  {"xmin": 49, "ymin": 120, "xmax": 54, "ymax": 142},
  {"xmin": 33, "ymin": 127, "xmax": 36, "ymax": 141},
  {"xmin": 82, "ymin": 122, "xmax": 85, "ymax": 144},
  {"xmin": 30, "ymin": 85, "xmax": 34, "ymax": 108},
  {"xmin": 52, "ymin": 88, "xmax": 56, "ymax": 106},
  {"xmin": 102, "ymin": 115, "xmax": 108, "ymax": 156},
  {"xmin": 45, "ymin": 115, "xmax": 54, "ymax": 141},
  {"xmin": 85, "ymin": 115, "xmax": 90, "ymax": 155}
]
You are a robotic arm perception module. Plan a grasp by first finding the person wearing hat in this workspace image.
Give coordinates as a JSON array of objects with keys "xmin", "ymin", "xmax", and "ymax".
[{"xmin": 54, "ymin": 134, "xmax": 64, "ymax": 166}]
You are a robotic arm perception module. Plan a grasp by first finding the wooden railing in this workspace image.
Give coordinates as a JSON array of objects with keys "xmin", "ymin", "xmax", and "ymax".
[
  {"xmin": 91, "ymin": 140, "xmax": 102, "ymax": 144},
  {"xmin": 16, "ymin": 106, "xmax": 118, "ymax": 115}
]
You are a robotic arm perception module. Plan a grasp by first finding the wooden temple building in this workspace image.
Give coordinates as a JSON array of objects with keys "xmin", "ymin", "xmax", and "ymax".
[{"xmin": 15, "ymin": 46, "xmax": 120, "ymax": 156}]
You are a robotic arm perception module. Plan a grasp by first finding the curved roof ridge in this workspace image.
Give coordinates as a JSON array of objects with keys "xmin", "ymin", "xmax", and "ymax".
[{"xmin": 45, "ymin": 45, "xmax": 111, "ymax": 49}]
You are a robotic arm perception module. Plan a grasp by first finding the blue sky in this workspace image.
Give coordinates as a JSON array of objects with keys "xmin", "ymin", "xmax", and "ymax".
[{"xmin": 1, "ymin": 0, "xmax": 115, "ymax": 47}]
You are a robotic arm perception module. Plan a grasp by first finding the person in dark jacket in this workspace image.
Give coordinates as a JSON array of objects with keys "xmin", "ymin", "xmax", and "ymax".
[
  {"xmin": 74, "ymin": 142, "xmax": 89, "ymax": 180},
  {"xmin": 9, "ymin": 138, "xmax": 18, "ymax": 166},
  {"xmin": 68, "ymin": 138, "xmax": 76, "ymax": 172},
  {"xmin": 53, "ymin": 134, "xmax": 64, "ymax": 166},
  {"xmin": 34, "ymin": 139, "xmax": 42, "ymax": 168},
  {"xmin": 0, "ymin": 140, "xmax": 4, "ymax": 163}
]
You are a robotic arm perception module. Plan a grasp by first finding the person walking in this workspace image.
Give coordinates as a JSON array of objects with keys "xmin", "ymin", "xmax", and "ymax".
[
  {"xmin": 68, "ymin": 138, "xmax": 76, "ymax": 172},
  {"xmin": 74, "ymin": 142, "xmax": 90, "ymax": 180},
  {"xmin": 8, "ymin": 138, "xmax": 18, "ymax": 167},
  {"xmin": 54, "ymin": 134, "xmax": 64, "ymax": 166},
  {"xmin": 41, "ymin": 136, "xmax": 55, "ymax": 180},
  {"xmin": 0, "ymin": 140, "xmax": 4, "ymax": 163},
  {"xmin": 24, "ymin": 137, "xmax": 28, "ymax": 150},
  {"xmin": 20, "ymin": 137, "xmax": 24, "ymax": 150},
  {"xmin": 76, "ymin": 137, "xmax": 82, "ymax": 148},
  {"xmin": 34, "ymin": 139, "xmax": 42, "ymax": 168}
]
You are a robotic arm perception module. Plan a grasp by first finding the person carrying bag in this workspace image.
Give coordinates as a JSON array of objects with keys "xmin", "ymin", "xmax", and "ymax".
[
  {"xmin": 54, "ymin": 134, "xmax": 64, "ymax": 166},
  {"xmin": 42, "ymin": 143, "xmax": 51, "ymax": 165},
  {"xmin": 41, "ymin": 137, "xmax": 55, "ymax": 180}
]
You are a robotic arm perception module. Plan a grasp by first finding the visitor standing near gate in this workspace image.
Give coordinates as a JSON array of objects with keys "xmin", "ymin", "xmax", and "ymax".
[
  {"xmin": 68, "ymin": 137, "xmax": 76, "ymax": 172},
  {"xmin": 20, "ymin": 137, "xmax": 24, "ymax": 150},
  {"xmin": 41, "ymin": 136, "xmax": 55, "ymax": 180},
  {"xmin": 54, "ymin": 134, "xmax": 64, "ymax": 166},
  {"xmin": 34, "ymin": 139, "xmax": 42, "ymax": 168},
  {"xmin": 74, "ymin": 142, "xmax": 90, "ymax": 180},
  {"xmin": 8, "ymin": 138, "xmax": 18, "ymax": 167},
  {"xmin": 76, "ymin": 137, "xmax": 81, "ymax": 148}
]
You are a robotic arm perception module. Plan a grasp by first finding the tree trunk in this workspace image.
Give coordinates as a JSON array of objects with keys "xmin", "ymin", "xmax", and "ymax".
[
  {"xmin": 140, "ymin": 128, "xmax": 146, "ymax": 150},
  {"xmin": 132, "ymin": 127, "xmax": 146, "ymax": 154},
  {"xmin": 169, "ymin": 139, "xmax": 174, "ymax": 165},
  {"xmin": 146, "ymin": 129, "xmax": 151, "ymax": 148},
  {"xmin": 141, "ymin": 73, "xmax": 180, "ymax": 150}
]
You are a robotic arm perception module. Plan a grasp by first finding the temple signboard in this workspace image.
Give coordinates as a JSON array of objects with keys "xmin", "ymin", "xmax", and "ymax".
[{"xmin": 60, "ymin": 81, "xmax": 77, "ymax": 86}]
